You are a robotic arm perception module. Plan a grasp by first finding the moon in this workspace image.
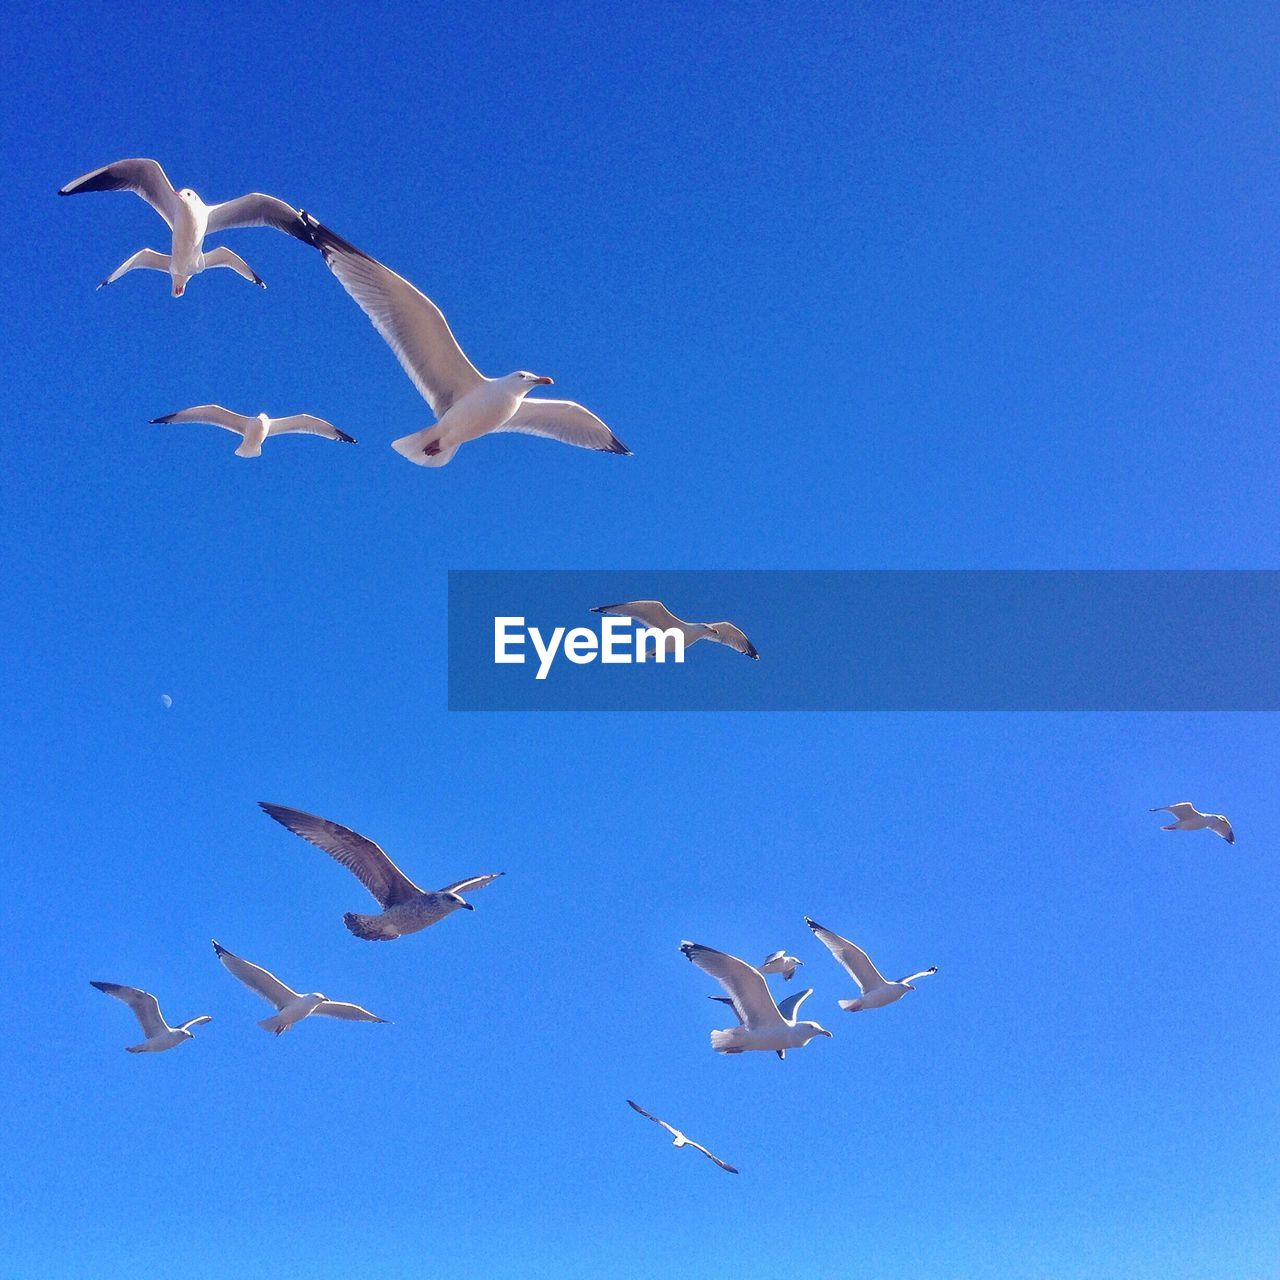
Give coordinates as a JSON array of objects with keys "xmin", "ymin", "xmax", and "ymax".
[{"xmin": 160, "ymin": 694, "xmax": 173, "ymax": 709}]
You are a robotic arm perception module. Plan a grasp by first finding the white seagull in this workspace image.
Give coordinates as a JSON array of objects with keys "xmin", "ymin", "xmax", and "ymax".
[
  {"xmin": 805, "ymin": 918, "xmax": 937, "ymax": 1012},
  {"xmin": 59, "ymin": 158, "xmax": 310, "ymax": 296},
  {"xmin": 626, "ymin": 1100, "xmax": 739, "ymax": 1174},
  {"xmin": 148, "ymin": 404, "xmax": 356, "ymax": 458},
  {"xmin": 1150, "ymin": 802, "xmax": 1235, "ymax": 844},
  {"xmin": 590, "ymin": 602, "xmax": 759, "ymax": 660},
  {"xmin": 759, "ymin": 950, "xmax": 803, "ymax": 980},
  {"xmin": 90, "ymin": 980, "xmax": 211, "ymax": 1053},
  {"xmin": 211, "ymin": 941, "xmax": 386, "ymax": 1035},
  {"xmin": 680, "ymin": 941, "xmax": 831, "ymax": 1056},
  {"xmin": 258, "ymin": 802, "xmax": 503, "ymax": 941},
  {"xmin": 709, "ymin": 986, "xmax": 816, "ymax": 1060},
  {"xmin": 299, "ymin": 213, "xmax": 631, "ymax": 467}
]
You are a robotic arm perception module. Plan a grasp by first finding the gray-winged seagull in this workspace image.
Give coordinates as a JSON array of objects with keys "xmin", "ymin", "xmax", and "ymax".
[
  {"xmin": 709, "ymin": 986, "xmax": 816, "ymax": 1060},
  {"xmin": 299, "ymin": 213, "xmax": 631, "ymax": 467},
  {"xmin": 1149, "ymin": 802, "xmax": 1235, "ymax": 843},
  {"xmin": 590, "ymin": 601, "xmax": 759, "ymax": 660},
  {"xmin": 258, "ymin": 802, "xmax": 503, "ymax": 940},
  {"xmin": 149, "ymin": 405, "xmax": 356, "ymax": 458},
  {"xmin": 90, "ymin": 980, "xmax": 211, "ymax": 1053},
  {"xmin": 805, "ymin": 918, "xmax": 937, "ymax": 1012},
  {"xmin": 626, "ymin": 1100, "xmax": 739, "ymax": 1173},
  {"xmin": 680, "ymin": 941, "xmax": 830, "ymax": 1056},
  {"xmin": 211, "ymin": 941, "xmax": 386, "ymax": 1034},
  {"xmin": 59, "ymin": 158, "xmax": 310, "ymax": 295},
  {"xmin": 759, "ymin": 950, "xmax": 803, "ymax": 980}
]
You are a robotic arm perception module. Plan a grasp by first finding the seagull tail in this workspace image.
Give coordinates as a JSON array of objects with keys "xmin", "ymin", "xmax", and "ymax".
[
  {"xmin": 235, "ymin": 441, "xmax": 263, "ymax": 459},
  {"xmin": 391, "ymin": 425, "xmax": 458, "ymax": 468},
  {"xmin": 838, "ymin": 998, "xmax": 864, "ymax": 1013},
  {"xmin": 709, "ymin": 1029, "xmax": 740, "ymax": 1054},
  {"xmin": 258, "ymin": 1013, "xmax": 289, "ymax": 1034},
  {"xmin": 343, "ymin": 911, "xmax": 398, "ymax": 941}
]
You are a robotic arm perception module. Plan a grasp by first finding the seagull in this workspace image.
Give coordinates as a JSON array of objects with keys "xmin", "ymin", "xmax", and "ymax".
[
  {"xmin": 590, "ymin": 602, "xmax": 759, "ymax": 660},
  {"xmin": 258, "ymin": 802, "xmax": 503, "ymax": 941},
  {"xmin": 89, "ymin": 981, "xmax": 211, "ymax": 1053},
  {"xmin": 211, "ymin": 941, "xmax": 386, "ymax": 1035},
  {"xmin": 1150, "ymin": 803, "xmax": 1235, "ymax": 844},
  {"xmin": 759, "ymin": 950, "xmax": 803, "ymax": 980},
  {"xmin": 59, "ymin": 158, "xmax": 310, "ymax": 296},
  {"xmin": 680, "ymin": 941, "xmax": 831, "ymax": 1056},
  {"xmin": 805, "ymin": 918, "xmax": 937, "ymax": 1012},
  {"xmin": 148, "ymin": 405, "xmax": 356, "ymax": 458},
  {"xmin": 709, "ymin": 987, "xmax": 816, "ymax": 1060},
  {"xmin": 299, "ymin": 213, "xmax": 631, "ymax": 467},
  {"xmin": 626, "ymin": 1100, "xmax": 738, "ymax": 1174}
]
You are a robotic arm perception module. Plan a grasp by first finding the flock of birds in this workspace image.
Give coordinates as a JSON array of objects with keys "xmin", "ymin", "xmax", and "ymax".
[{"xmin": 65, "ymin": 157, "xmax": 1239, "ymax": 1175}]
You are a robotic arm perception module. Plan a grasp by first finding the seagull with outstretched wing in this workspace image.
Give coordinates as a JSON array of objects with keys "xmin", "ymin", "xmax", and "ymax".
[
  {"xmin": 805, "ymin": 917, "xmax": 937, "ymax": 1012},
  {"xmin": 680, "ymin": 941, "xmax": 830, "ymax": 1056},
  {"xmin": 149, "ymin": 405, "xmax": 355, "ymax": 458},
  {"xmin": 211, "ymin": 941, "xmax": 386, "ymax": 1034},
  {"xmin": 1150, "ymin": 802, "xmax": 1235, "ymax": 844},
  {"xmin": 60, "ymin": 158, "xmax": 310, "ymax": 296},
  {"xmin": 626, "ymin": 1100, "xmax": 738, "ymax": 1173},
  {"xmin": 590, "ymin": 601, "xmax": 759, "ymax": 660},
  {"xmin": 298, "ymin": 213, "xmax": 631, "ymax": 468},
  {"xmin": 90, "ymin": 981, "xmax": 211, "ymax": 1053},
  {"xmin": 258, "ymin": 802, "xmax": 503, "ymax": 940}
]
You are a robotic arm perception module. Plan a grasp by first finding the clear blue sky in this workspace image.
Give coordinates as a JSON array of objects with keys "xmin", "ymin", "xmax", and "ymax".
[{"xmin": 2, "ymin": 3, "xmax": 1278, "ymax": 1277}]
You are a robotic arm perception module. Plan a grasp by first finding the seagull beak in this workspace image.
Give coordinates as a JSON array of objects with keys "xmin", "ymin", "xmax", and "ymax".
[
  {"xmin": 533, "ymin": 376, "xmax": 554, "ymax": 386},
  {"xmin": 820, "ymin": 1028, "xmax": 833, "ymax": 1037},
  {"xmin": 462, "ymin": 902, "xmax": 475, "ymax": 911}
]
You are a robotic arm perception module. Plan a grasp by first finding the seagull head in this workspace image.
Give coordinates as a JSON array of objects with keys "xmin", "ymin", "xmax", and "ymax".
[
  {"xmin": 178, "ymin": 189, "xmax": 198, "ymax": 201},
  {"xmin": 511, "ymin": 371, "xmax": 554, "ymax": 389},
  {"xmin": 799, "ymin": 1021, "xmax": 833, "ymax": 1044},
  {"xmin": 447, "ymin": 892, "xmax": 475, "ymax": 912}
]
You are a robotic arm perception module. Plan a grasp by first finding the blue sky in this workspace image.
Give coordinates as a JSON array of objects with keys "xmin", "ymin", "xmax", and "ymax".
[{"xmin": 1, "ymin": 2, "xmax": 1278, "ymax": 1277}]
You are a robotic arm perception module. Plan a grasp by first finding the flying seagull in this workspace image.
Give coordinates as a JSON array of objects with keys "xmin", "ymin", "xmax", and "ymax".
[
  {"xmin": 805, "ymin": 918, "xmax": 937, "ymax": 1012},
  {"xmin": 590, "ymin": 602, "xmax": 759, "ymax": 660},
  {"xmin": 211, "ymin": 940, "xmax": 386, "ymax": 1034},
  {"xmin": 89, "ymin": 981, "xmax": 211, "ymax": 1053},
  {"xmin": 59, "ymin": 157, "xmax": 310, "ymax": 295},
  {"xmin": 680, "ymin": 941, "xmax": 831, "ymax": 1056},
  {"xmin": 759, "ymin": 950, "xmax": 803, "ymax": 980},
  {"xmin": 1150, "ymin": 802, "xmax": 1235, "ymax": 844},
  {"xmin": 709, "ymin": 987, "xmax": 815, "ymax": 1060},
  {"xmin": 258, "ymin": 802, "xmax": 503, "ymax": 941},
  {"xmin": 299, "ymin": 212, "xmax": 631, "ymax": 467},
  {"xmin": 148, "ymin": 405, "xmax": 356, "ymax": 458},
  {"xmin": 626, "ymin": 1100, "xmax": 738, "ymax": 1174}
]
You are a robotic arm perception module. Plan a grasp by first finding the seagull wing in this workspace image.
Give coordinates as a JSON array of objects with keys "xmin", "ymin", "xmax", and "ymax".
[
  {"xmin": 439, "ymin": 872, "xmax": 504, "ymax": 895},
  {"xmin": 1207, "ymin": 815, "xmax": 1235, "ymax": 843},
  {"xmin": 90, "ymin": 982, "xmax": 168, "ymax": 1037},
  {"xmin": 627, "ymin": 1099, "xmax": 676, "ymax": 1135},
  {"xmin": 776, "ymin": 988, "xmax": 814, "ymax": 1021},
  {"xmin": 590, "ymin": 601, "xmax": 685, "ymax": 630},
  {"xmin": 149, "ymin": 404, "xmax": 250, "ymax": 436},
  {"xmin": 266, "ymin": 414, "xmax": 356, "ymax": 443},
  {"xmin": 683, "ymin": 1139, "xmax": 739, "ymax": 1174},
  {"xmin": 707, "ymin": 622, "xmax": 759, "ymax": 660},
  {"xmin": 313, "ymin": 1001, "xmax": 387, "ymax": 1023},
  {"xmin": 900, "ymin": 967, "xmax": 938, "ymax": 984},
  {"xmin": 496, "ymin": 398, "xmax": 631, "ymax": 455},
  {"xmin": 59, "ymin": 158, "xmax": 180, "ymax": 227},
  {"xmin": 211, "ymin": 941, "xmax": 298, "ymax": 1010},
  {"xmin": 258, "ymin": 802, "xmax": 423, "ymax": 908},
  {"xmin": 1151, "ymin": 803, "xmax": 1197, "ymax": 818},
  {"xmin": 302, "ymin": 214, "xmax": 484, "ymax": 419},
  {"xmin": 179, "ymin": 1015, "xmax": 213, "ymax": 1031},
  {"xmin": 805, "ymin": 918, "xmax": 887, "ymax": 992},
  {"xmin": 679, "ymin": 942, "xmax": 785, "ymax": 1030},
  {"xmin": 205, "ymin": 193, "xmax": 309, "ymax": 240}
]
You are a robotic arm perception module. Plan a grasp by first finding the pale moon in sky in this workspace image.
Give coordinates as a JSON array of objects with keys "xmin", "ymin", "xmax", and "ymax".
[{"xmin": 160, "ymin": 694, "xmax": 173, "ymax": 709}]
